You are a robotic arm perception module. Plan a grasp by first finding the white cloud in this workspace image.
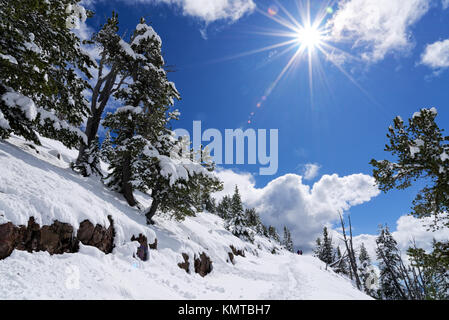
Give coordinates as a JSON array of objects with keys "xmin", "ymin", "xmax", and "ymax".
[
  {"xmin": 420, "ymin": 39, "xmax": 449, "ymax": 70},
  {"xmin": 145, "ymin": 0, "xmax": 256, "ymax": 24},
  {"xmin": 352, "ymin": 215, "xmax": 449, "ymax": 262},
  {"xmin": 303, "ymin": 163, "xmax": 321, "ymax": 180},
  {"xmin": 215, "ymin": 169, "xmax": 380, "ymax": 251},
  {"xmin": 328, "ymin": 0, "xmax": 431, "ymax": 62},
  {"xmin": 443, "ymin": 0, "xmax": 449, "ymax": 9}
]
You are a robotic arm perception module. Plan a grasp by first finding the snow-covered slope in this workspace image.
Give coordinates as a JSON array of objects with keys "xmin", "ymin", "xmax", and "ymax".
[{"xmin": 0, "ymin": 136, "xmax": 370, "ymax": 300}]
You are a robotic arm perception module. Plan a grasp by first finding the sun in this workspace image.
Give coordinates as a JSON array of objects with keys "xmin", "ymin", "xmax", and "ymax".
[{"xmin": 296, "ymin": 25, "xmax": 323, "ymax": 50}]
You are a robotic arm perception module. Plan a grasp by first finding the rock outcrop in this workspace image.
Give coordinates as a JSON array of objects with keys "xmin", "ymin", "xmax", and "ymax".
[
  {"xmin": 77, "ymin": 216, "xmax": 115, "ymax": 254},
  {"xmin": 0, "ymin": 216, "xmax": 116, "ymax": 260}
]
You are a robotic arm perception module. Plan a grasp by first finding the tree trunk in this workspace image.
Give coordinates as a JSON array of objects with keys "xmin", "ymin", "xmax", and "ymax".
[
  {"xmin": 145, "ymin": 197, "xmax": 160, "ymax": 225},
  {"xmin": 121, "ymin": 153, "xmax": 137, "ymax": 207},
  {"xmin": 76, "ymin": 69, "xmax": 118, "ymax": 165}
]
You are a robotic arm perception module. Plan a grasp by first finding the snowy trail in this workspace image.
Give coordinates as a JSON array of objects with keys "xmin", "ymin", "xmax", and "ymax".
[{"xmin": 0, "ymin": 136, "xmax": 370, "ymax": 300}]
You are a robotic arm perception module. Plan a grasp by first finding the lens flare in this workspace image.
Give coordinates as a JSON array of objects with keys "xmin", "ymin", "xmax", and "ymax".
[{"xmin": 268, "ymin": 5, "xmax": 279, "ymax": 16}]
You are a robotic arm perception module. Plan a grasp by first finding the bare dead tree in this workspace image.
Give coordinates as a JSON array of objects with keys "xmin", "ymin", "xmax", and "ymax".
[{"xmin": 339, "ymin": 212, "xmax": 362, "ymax": 290}]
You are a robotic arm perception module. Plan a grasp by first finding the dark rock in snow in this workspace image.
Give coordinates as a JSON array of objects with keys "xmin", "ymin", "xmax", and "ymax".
[
  {"xmin": 131, "ymin": 234, "xmax": 149, "ymax": 261},
  {"xmin": 178, "ymin": 253, "xmax": 190, "ymax": 273},
  {"xmin": 227, "ymin": 252, "xmax": 235, "ymax": 264},
  {"xmin": 77, "ymin": 215, "xmax": 115, "ymax": 254},
  {"xmin": 194, "ymin": 252, "xmax": 213, "ymax": 277},
  {"xmin": 230, "ymin": 245, "xmax": 245, "ymax": 258},
  {"xmin": 149, "ymin": 238, "xmax": 158, "ymax": 250},
  {"xmin": 0, "ymin": 222, "xmax": 20, "ymax": 260}
]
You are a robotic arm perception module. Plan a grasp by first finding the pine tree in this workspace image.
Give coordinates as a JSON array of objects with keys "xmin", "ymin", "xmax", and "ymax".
[
  {"xmin": 75, "ymin": 12, "xmax": 136, "ymax": 176},
  {"xmin": 226, "ymin": 186, "xmax": 254, "ymax": 242},
  {"xmin": 245, "ymin": 207, "xmax": 265, "ymax": 235},
  {"xmin": 371, "ymin": 108, "xmax": 449, "ymax": 228},
  {"xmin": 217, "ymin": 195, "xmax": 232, "ymax": 220},
  {"xmin": 282, "ymin": 226, "xmax": 294, "ymax": 252},
  {"xmin": 71, "ymin": 136, "xmax": 102, "ymax": 177},
  {"xmin": 268, "ymin": 225, "xmax": 280, "ymax": 243},
  {"xmin": 334, "ymin": 246, "xmax": 350, "ymax": 276},
  {"xmin": 1, "ymin": 0, "xmax": 95, "ymax": 147},
  {"xmin": 103, "ymin": 18, "xmax": 222, "ymax": 218},
  {"xmin": 100, "ymin": 130, "xmax": 114, "ymax": 163},
  {"xmin": 407, "ymin": 240, "xmax": 449, "ymax": 300},
  {"xmin": 376, "ymin": 225, "xmax": 407, "ymax": 300},
  {"xmin": 358, "ymin": 243, "xmax": 378, "ymax": 298},
  {"xmin": 317, "ymin": 227, "xmax": 334, "ymax": 265}
]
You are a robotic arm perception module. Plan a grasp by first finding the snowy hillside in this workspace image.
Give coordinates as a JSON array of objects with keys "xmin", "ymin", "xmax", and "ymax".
[{"xmin": 0, "ymin": 136, "xmax": 370, "ymax": 300}]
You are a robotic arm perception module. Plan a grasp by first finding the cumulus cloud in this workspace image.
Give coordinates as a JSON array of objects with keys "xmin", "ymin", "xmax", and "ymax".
[
  {"xmin": 420, "ymin": 39, "xmax": 449, "ymax": 70},
  {"xmin": 214, "ymin": 169, "xmax": 380, "ymax": 251},
  {"xmin": 143, "ymin": 0, "xmax": 256, "ymax": 24},
  {"xmin": 303, "ymin": 163, "xmax": 321, "ymax": 180},
  {"xmin": 328, "ymin": 0, "xmax": 431, "ymax": 62}
]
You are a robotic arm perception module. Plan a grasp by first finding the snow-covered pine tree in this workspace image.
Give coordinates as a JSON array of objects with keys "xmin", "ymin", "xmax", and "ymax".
[
  {"xmin": 103, "ymin": 17, "xmax": 180, "ymax": 206},
  {"xmin": 334, "ymin": 246, "xmax": 350, "ymax": 276},
  {"xmin": 282, "ymin": 226, "xmax": 294, "ymax": 252},
  {"xmin": 268, "ymin": 225, "xmax": 280, "ymax": 243},
  {"xmin": 100, "ymin": 130, "xmax": 114, "ymax": 163},
  {"xmin": 226, "ymin": 186, "xmax": 254, "ymax": 242},
  {"xmin": 376, "ymin": 225, "xmax": 407, "ymax": 300},
  {"xmin": 358, "ymin": 243, "xmax": 378, "ymax": 298},
  {"xmin": 371, "ymin": 108, "xmax": 449, "ymax": 277},
  {"xmin": 104, "ymin": 18, "xmax": 222, "ymax": 221},
  {"xmin": 371, "ymin": 108, "xmax": 449, "ymax": 227},
  {"xmin": 71, "ymin": 136, "xmax": 102, "ymax": 176},
  {"xmin": 74, "ymin": 12, "xmax": 136, "ymax": 176},
  {"xmin": 0, "ymin": 0, "xmax": 95, "ymax": 147},
  {"xmin": 245, "ymin": 208, "xmax": 265, "ymax": 236},
  {"xmin": 317, "ymin": 227, "xmax": 334, "ymax": 265},
  {"xmin": 217, "ymin": 195, "xmax": 232, "ymax": 220}
]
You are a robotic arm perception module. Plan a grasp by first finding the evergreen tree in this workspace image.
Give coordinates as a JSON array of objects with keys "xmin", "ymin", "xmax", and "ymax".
[
  {"xmin": 314, "ymin": 238, "xmax": 322, "ymax": 258},
  {"xmin": 408, "ymin": 240, "xmax": 449, "ymax": 300},
  {"xmin": 317, "ymin": 227, "xmax": 334, "ymax": 265},
  {"xmin": 334, "ymin": 246, "xmax": 350, "ymax": 276},
  {"xmin": 371, "ymin": 108, "xmax": 449, "ymax": 226},
  {"xmin": 282, "ymin": 226, "xmax": 294, "ymax": 252},
  {"xmin": 371, "ymin": 107, "xmax": 449, "ymax": 292},
  {"xmin": 358, "ymin": 243, "xmax": 378, "ymax": 297},
  {"xmin": 75, "ymin": 12, "xmax": 137, "ymax": 176},
  {"xmin": 0, "ymin": 0, "xmax": 95, "ymax": 147},
  {"xmin": 245, "ymin": 208, "xmax": 265, "ymax": 235},
  {"xmin": 103, "ymin": 18, "xmax": 222, "ymax": 219},
  {"xmin": 376, "ymin": 225, "xmax": 407, "ymax": 300},
  {"xmin": 268, "ymin": 225, "xmax": 280, "ymax": 243},
  {"xmin": 100, "ymin": 130, "xmax": 114, "ymax": 163},
  {"xmin": 217, "ymin": 195, "xmax": 232, "ymax": 220},
  {"xmin": 71, "ymin": 136, "xmax": 102, "ymax": 177},
  {"xmin": 226, "ymin": 186, "xmax": 254, "ymax": 242}
]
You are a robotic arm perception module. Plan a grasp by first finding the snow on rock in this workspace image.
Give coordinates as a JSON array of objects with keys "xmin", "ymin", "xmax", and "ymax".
[{"xmin": 0, "ymin": 136, "xmax": 370, "ymax": 300}]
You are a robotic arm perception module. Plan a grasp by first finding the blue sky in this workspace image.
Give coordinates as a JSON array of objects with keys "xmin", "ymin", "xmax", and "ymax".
[{"xmin": 82, "ymin": 0, "xmax": 449, "ymax": 250}]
